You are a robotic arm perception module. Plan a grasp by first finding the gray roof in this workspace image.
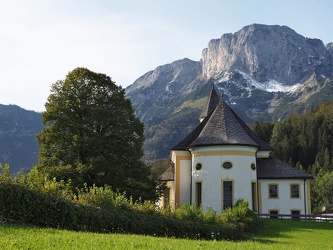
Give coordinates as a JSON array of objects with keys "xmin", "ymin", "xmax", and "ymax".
[
  {"xmin": 257, "ymin": 157, "xmax": 313, "ymax": 179},
  {"xmin": 199, "ymin": 86, "xmax": 220, "ymax": 121},
  {"xmin": 172, "ymin": 98, "xmax": 272, "ymax": 151},
  {"xmin": 170, "ymin": 87, "xmax": 312, "ymax": 180},
  {"xmin": 160, "ymin": 163, "xmax": 175, "ymax": 181}
]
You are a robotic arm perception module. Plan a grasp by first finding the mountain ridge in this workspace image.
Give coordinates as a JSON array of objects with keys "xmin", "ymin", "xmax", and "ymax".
[
  {"xmin": 125, "ymin": 23, "xmax": 333, "ymax": 162},
  {"xmin": 0, "ymin": 104, "xmax": 42, "ymax": 173},
  {"xmin": 1, "ymin": 24, "xmax": 333, "ymax": 168},
  {"xmin": 202, "ymin": 24, "xmax": 332, "ymax": 85}
]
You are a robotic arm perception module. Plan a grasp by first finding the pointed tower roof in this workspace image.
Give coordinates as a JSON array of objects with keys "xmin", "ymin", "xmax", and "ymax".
[
  {"xmin": 172, "ymin": 89, "xmax": 272, "ymax": 151},
  {"xmin": 190, "ymin": 100, "xmax": 272, "ymax": 149},
  {"xmin": 199, "ymin": 85, "xmax": 220, "ymax": 122}
]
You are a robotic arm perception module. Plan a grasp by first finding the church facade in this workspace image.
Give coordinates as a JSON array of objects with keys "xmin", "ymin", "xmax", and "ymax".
[{"xmin": 160, "ymin": 86, "xmax": 312, "ymax": 217}]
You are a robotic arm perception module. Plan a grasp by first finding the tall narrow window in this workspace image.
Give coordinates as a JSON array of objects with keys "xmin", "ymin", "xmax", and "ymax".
[
  {"xmin": 195, "ymin": 182, "xmax": 202, "ymax": 208},
  {"xmin": 290, "ymin": 184, "xmax": 300, "ymax": 198},
  {"xmin": 163, "ymin": 187, "xmax": 170, "ymax": 209},
  {"xmin": 252, "ymin": 182, "xmax": 257, "ymax": 212},
  {"xmin": 269, "ymin": 184, "xmax": 278, "ymax": 198},
  {"xmin": 223, "ymin": 181, "xmax": 233, "ymax": 209}
]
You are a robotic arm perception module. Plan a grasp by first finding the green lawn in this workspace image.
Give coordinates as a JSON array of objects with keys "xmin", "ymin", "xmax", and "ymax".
[
  {"xmin": 1, "ymin": 220, "xmax": 332, "ymax": 249},
  {"xmin": 251, "ymin": 219, "xmax": 333, "ymax": 249}
]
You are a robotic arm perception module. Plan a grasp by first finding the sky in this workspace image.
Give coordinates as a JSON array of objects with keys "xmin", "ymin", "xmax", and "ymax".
[{"xmin": 1, "ymin": 0, "xmax": 333, "ymax": 112}]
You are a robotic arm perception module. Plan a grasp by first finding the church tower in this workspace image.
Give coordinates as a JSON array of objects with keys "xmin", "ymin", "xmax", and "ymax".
[{"xmin": 160, "ymin": 85, "xmax": 312, "ymax": 216}]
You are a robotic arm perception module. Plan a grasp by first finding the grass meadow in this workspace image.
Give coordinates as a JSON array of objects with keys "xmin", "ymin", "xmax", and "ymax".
[{"xmin": 1, "ymin": 219, "xmax": 333, "ymax": 249}]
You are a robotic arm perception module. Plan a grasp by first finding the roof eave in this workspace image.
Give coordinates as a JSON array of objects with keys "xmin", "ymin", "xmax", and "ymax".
[
  {"xmin": 188, "ymin": 143, "xmax": 259, "ymax": 149},
  {"xmin": 258, "ymin": 176, "xmax": 313, "ymax": 180}
]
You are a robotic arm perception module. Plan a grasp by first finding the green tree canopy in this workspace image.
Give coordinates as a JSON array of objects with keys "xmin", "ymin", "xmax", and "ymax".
[
  {"xmin": 36, "ymin": 67, "xmax": 156, "ymax": 200},
  {"xmin": 311, "ymin": 171, "xmax": 333, "ymax": 212},
  {"xmin": 251, "ymin": 101, "xmax": 333, "ymax": 211}
]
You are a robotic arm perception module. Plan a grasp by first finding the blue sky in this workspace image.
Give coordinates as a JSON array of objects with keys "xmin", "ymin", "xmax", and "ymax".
[{"xmin": 1, "ymin": 0, "xmax": 333, "ymax": 112}]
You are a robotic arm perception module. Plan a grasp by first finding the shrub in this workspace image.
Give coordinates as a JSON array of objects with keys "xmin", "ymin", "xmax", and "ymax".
[
  {"xmin": 219, "ymin": 199, "xmax": 259, "ymax": 232},
  {"xmin": 0, "ymin": 182, "xmax": 250, "ymax": 241},
  {"xmin": 0, "ymin": 164, "xmax": 258, "ymax": 241},
  {"xmin": 13, "ymin": 166, "xmax": 73, "ymax": 200},
  {"xmin": 0, "ymin": 163, "xmax": 10, "ymax": 183},
  {"xmin": 75, "ymin": 184, "xmax": 158, "ymax": 215},
  {"xmin": 172, "ymin": 203, "xmax": 205, "ymax": 221}
]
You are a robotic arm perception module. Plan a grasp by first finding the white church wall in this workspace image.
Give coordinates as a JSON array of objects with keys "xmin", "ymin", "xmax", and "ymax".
[
  {"xmin": 256, "ymin": 151, "xmax": 271, "ymax": 158},
  {"xmin": 171, "ymin": 150, "xmax": 191, "ymax": 207},
  {"xmin": 260, "ymin": 179, "xmax": 309, "ymax": 215},
  {"xmin": 190, "ymin": 145, "xmax": 258, "ymax": 212},
  {"xmin": 157, "ymin": 180, "xmax": 175, "ymax": 209},
  {"xmin": 179, "ymin": 158, "xmax": 191, "ymax": 205}
]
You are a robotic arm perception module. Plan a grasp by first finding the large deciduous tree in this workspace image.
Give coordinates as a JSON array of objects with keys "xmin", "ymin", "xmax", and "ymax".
[{"xmin": 36, "ymin": 67, "xmax": 156, "ymax": 200}]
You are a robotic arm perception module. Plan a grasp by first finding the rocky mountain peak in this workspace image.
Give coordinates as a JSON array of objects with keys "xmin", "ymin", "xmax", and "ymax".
[
  {"xmin": 327, "ymin": 42, "xmax": 333, "ymax": 58},
  {"xmin": 201, "ymin": 23, "xmax": 331, "ymax": 85},
  {"xmin": 124, "ymin": 24, "xmax": 333, "ymax": 162},
  {"xmin": 125, "ymin": 58, "xmax": 203, "ymax": 122},
  {"xmin": 126, "ymin": 58, "xmax": 202, "ymax": 93}
]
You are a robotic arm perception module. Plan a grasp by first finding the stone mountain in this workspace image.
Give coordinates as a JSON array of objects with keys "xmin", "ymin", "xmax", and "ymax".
[
  {"xmin": 1, "ymin": 24, "xmax": 333, "ymax": 169},
  {"xmin": 125, "ymin": 24, "xmax": 333, "ymax": 162}
]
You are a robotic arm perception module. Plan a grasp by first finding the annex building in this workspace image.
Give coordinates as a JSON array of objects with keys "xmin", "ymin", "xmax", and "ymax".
[{"xmin": 160, "ymin": 86, "xmax": 312, "ymax": 217}]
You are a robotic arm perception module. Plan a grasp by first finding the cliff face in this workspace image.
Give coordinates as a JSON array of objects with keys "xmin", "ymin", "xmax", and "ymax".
[
  {"xmin": 327, "ymin": 42, "xmax": 333, "ymax": 59},
  {"xmin": 126, "ymin": 58, "xmax": 203, "ymax": 123},
  {"xmin": 201, "ymin": 24, "xmax": 332, "ymax": 84},
  {"xmin": 125, "ymin": 24, "xmax": 333, "ymax": 162}
]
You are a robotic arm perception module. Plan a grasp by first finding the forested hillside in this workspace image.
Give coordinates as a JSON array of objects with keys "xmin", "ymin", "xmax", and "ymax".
[
  {"xmin": 0, "ymin": 105, "xmax": 42, "ymax": 173},
  {"xmin": 252, "ymin": 101, "xmax": 333, "ymax": 174},
  {"xmin": 251, "ymin": 101, "xmax": 333, "ymax": 211}
]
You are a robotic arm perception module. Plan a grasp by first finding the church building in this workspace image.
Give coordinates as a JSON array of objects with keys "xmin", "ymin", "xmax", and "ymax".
[{"xmin": 160, "ymin": 86, "xmax": 312, "ymax": 217}]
